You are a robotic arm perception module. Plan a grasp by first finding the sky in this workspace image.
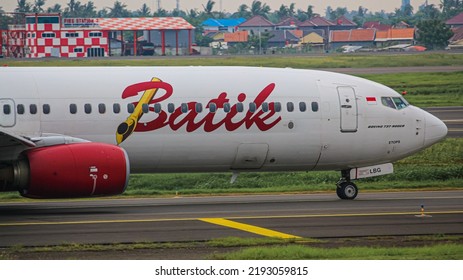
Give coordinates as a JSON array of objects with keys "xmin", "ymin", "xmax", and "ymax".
[{"xmin": 1, "ymin": 0, "xmax": 441, "ymax": 14}]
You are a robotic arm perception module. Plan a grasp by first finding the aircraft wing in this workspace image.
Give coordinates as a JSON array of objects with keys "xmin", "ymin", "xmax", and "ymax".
[{"xmin": 0, "ymin": 130, "xmax": 36, "ymax": 148}]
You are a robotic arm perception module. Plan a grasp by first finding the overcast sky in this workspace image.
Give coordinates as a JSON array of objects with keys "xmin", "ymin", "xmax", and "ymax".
[{"xmin": 2, "ymin": 0, "xmax": 440, "ymax": 14}]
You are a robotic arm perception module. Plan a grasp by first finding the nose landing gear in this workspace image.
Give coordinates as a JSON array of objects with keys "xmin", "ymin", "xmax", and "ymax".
[{"xmin": 336, "ymin": 170, "xmax": 358, "ymax": 200}]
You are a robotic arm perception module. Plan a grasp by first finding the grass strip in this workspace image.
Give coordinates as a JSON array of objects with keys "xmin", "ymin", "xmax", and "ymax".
[
  {"xmin": 213, "ymin": 244, "xmax": 463, "ymax": 260},
  {"xmin": 4, "ymin": 53, "xmax": 463, "ymax": 69}
]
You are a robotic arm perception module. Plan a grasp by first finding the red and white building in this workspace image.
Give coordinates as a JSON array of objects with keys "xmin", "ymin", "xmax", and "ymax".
[{"xmin": 1, "ymin": 13, "xmax": 194, "ymax": 58}]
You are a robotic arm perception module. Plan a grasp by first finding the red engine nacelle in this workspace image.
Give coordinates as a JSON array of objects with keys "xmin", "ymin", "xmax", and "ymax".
[{"xmin": 17, "ymin": 143, "xmax": 130, "ymax": 198}]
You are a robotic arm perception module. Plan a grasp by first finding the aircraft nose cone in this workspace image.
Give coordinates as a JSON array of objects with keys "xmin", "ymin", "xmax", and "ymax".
[{"xmin": 424, "ymin": 112, "xmax": 448, "ymax": 147}]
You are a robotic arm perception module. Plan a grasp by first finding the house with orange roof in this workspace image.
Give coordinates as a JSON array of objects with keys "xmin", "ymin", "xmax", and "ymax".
[
  {"xmin": 375, "ymin": 28, "xmax": 415, "ymax": 47},
  {"xmin": 329, "ymin": 29, "xmax": 376, "ymax": 50}
]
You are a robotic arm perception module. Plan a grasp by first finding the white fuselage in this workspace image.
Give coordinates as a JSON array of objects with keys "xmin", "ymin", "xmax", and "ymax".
[{"xmin": 0, "ymin": 66, "xmax": 447, "ymax": 174}]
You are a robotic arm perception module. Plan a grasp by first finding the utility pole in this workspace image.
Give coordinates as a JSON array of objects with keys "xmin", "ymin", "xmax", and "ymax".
[
  {"xmin": 176, "ymin": 0, "xmax": 180, "ymax": 11},
  {"xmin": 157, "ymin": 0, "xmax": 161, "ymax": 11}
]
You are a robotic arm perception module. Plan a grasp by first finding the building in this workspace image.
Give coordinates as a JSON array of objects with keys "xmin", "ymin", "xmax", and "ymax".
[
  {"xmin": 375, "ymin": 28, "xmax": 415, "ymax": 47},
  {"xmin": 202, "ymin": 18, "xmax": 246, "ymax": 33},
  {"xmin": 330, "ymin": 29, "xmax": 376, "ymax": 50},
  {"xmin": 267, "ymin": 30, "xmax": 300, "ymax": 48},
  {"xmin": 237, "ymin": 15, "xmax": 275, "ymax": 34},
  {"xmin": 446, "ymin": 12, "xmax": 463, "ymax": 28},
  {"xmin": 0, "ymin": 13, "xmax": 194, "ymax": 58}
]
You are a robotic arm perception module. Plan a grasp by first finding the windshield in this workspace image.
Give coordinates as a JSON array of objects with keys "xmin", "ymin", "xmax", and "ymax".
[{"xmin": 381, "ymin": 96, "xmax": 409, "ymax": 110}]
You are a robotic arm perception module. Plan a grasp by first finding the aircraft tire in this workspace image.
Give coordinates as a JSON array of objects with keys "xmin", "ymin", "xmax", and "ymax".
[{"xmin": 337, "ymin": 182, "xmax": 358, "ymax": 200}]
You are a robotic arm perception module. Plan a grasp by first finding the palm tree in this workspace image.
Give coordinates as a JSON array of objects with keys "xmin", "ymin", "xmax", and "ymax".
[
  {"xmin": 15, "ymin": 0, "xmax": 32, "ymax": 13},
  {"xmin": 32, "ymin": 0, "xmax": 46, "ymax": 13},
  {"xmin": 82, "ymin": 1, "xmax": 97, "ymax": 17},
  {"xmin": 47, "ymin": 4, "xmax": 62, "ymax": 13},
  {"xmin": 137, "ymin": 3, "xmax": 151, "ymax": 17},
  {"xmin": 250, "ymin": 1, "xmax": 271, "ymax": 18},
  {"xmin": 203, "ymin": 0, "xmax": 215, "ymax": 17},
  {"xmin": 108, "ymin": 1, "xmax": 130, "ymax": 18},
  {"xmin": 233, "ymin": 4, "xmax": 251, "ymax": 18},
  {"xmin": 64, "ymin": 0, "xmax": 83, "ymax": 17}
]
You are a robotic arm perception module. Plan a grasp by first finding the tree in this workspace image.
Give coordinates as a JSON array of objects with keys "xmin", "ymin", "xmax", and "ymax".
[
  {"xmin": 440, "ymin": 0, "xmax": 463, "ymax": 19},
  {"xmin": 417, "ymin": 19, "xmax": 453, "ymax": 49},
  {"xmin": 15, "ymin": 0, "xmax": 32, "ymax": 13},
  {"xmin": 32, "ymin": 0, "xmax": 46, "ymax": 13},
  {"xmin": 232, "ymin": 4, "xmax": 251, "ymax": 18},
  {"xmin": 47, "ymin": 4, "xmax": 62, "ymax": 13},
  {"xmin": 136, "ymin": 3, "xmax": 151, "ymax": 17},
  {"xmin": 63, "ymin": 0, "xmax": 83, "ymax": 17},
  {"xmin": 203, "ymin": 0, "xmax": 215, "ymax": 17},
  {"xmin": 250, "ymin": 1, "xmax": 271, "ymax": 18},
  {"xmin": 81, "ymin": 1, "xmax": 97, "ymax": 17},
  {"xmin": 1, "ymin": 7, "xmax": 14, "ymax": 29},
  {"xmin": 353, "ymin": 6, "xmax": 368, "ymax": 26},
  {"xmin": 108, "ymin": 1, "xmax": 130, "ymax": 18}
]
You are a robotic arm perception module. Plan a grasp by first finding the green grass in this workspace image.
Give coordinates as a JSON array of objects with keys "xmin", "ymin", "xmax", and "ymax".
[
  {"xmin": 213, "ymin": 244, "xmax": 463, "ymax": 260},
  {"xmin": 360, "ymin": 72, "xmax": 463, "ymax": 107},
  {"xmin": 4, "ymin": 53, "xmax": 463, "ymax": 68}
]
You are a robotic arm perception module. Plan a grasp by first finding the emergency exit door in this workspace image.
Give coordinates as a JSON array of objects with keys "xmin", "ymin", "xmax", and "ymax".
[
  {"xmin": 337, "ymin": 87, "xmax": 358, "ymax": 132},
  {"xmin": 0, "ymin": 99, "xmax": 16, "ymax": 127}
]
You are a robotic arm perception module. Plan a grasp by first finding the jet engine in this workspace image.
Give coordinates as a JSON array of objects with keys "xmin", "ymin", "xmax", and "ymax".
[{"xmin": 1, "ymin": 143, "xmax": 130, "ymax": 198}]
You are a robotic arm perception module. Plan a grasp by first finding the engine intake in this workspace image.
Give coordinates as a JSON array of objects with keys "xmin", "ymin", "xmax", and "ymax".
[{"xmin": 4, "ymin": 143, "xmax": 130, "ymax": 198}]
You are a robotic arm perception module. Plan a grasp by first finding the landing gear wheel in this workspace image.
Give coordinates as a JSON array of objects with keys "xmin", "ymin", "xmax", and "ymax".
[{"xmin": 336, "ymin": 182, "xmax": 358, "ymax": 200}]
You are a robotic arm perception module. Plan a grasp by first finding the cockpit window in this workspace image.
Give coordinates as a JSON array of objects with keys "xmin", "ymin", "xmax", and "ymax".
[
  {"xmin": 381, "ymin": 97, "xmax": 396, "ymax": 109},
  {"xmin": 392, "ymin": 97, "xmax": 409, "ymax": 110},
  {"xmin": 381, "ymin": 96, "xmax": 409, "ymax": 110}
]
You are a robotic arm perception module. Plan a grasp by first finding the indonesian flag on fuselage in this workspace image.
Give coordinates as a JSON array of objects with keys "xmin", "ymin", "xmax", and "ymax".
[{"xmin": 366, "ymin": 97, "xmax": 377, "ymax": 105}]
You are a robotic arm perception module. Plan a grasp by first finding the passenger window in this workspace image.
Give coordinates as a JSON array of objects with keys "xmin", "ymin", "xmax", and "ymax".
[
  {"xmin": 262, "ymin": 102, "xmax": 269, "ymax": 112},
  {"xmin": 381, "ymin": 97, "xmax": 396, "ymax": 109},
  {"xmin": 249, "ymin": 102, "xmax": 256, "ymax": 113},
  {"xmin": 299, "ymin": 102, "xmax": 307, "ymax": 112},
  {"xmin": 181, "ymin": 103, "xmax": 188, "ymax": 113},
  {"xmin": 70, "ymin": 104, "xmax": 77, "ymax": 114},
  {"xmin": 168, "ymin": 103, "xmax": 175, "ymax": 113},
  {"xmin": 223, "ymin": 103, "xmax": 231, "ymax": 113},
  {"xmin": 17, "ymin": 104, "xmax": 25, "ymax": 115},
  {"xmin": 127, "ymin": 103, "xmax": 135, "ymax": 113},
  {"xmin": 3, "ymin": 104, "xmax": 11, "ymax": 115},
  {"xmin": 43, "ymin": 104, "xmax": 50, "ymax": 114},
  {"xmin": 236, "ymin": 103, "xmax": 244, "ymax": 112},
  {"xmin": 113, "ymin": 103, "xmax": 121, "ymax": 114},
  {"xmin": 30, "ymin": 104, "xmax": 37, "ymax": 115},
  {"xmin": 209, "ymin": 102, "xmax": 217, "ymax": 113},
  {"xmin": 287, "ymin": 102, "xmax": 294, "ymax": 112},
  {"xmin": 85, "ymin": 103, "xmax": 92, "ymax": 114},
  {"xmin": 195, "ymin": 103, "xmax": 203, "ymax": 113},
  {"xmin": 98, "ymin": 103, "xmax": 106, "ymax": 114},
  {"xmin": 154, "ymin": 103, "xmax": 161, "ymax": 113},
  {"xmin": 311, "ymin": 102, "xmax": 319, "ymax": 112},
  {"xmin": 392, "ymin": 97, "xmax": 408, "ymax": 110},
  {"xmin": 274, "ymin": 102, "xmax": 282, "ymax": 112}
]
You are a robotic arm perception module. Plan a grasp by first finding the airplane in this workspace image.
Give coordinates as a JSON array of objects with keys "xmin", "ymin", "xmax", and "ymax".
[{"xmin": 0, "ymin": 66, "xmax": 447, "ymax": 200}]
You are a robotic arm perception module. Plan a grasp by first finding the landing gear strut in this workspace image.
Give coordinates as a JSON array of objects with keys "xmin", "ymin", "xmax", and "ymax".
[{"xmin": 336, "ymin": 170, "xmax": 358, "ymax": 200}]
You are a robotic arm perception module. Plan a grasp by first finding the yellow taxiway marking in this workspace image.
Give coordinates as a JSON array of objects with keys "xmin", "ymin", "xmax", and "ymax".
[
  {"xmin": 1, "ymin": 210, "xmax": 463, "ymax": 227},
  {"xmin": 199, "ymin": 218, "xmax": 301, "ymax": 239}
]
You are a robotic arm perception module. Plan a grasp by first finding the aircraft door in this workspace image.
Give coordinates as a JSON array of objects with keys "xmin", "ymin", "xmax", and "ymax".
[
  {"xmin": 231, "ymin": 143, "xmax": 269, "ymax": 170},
  {"xmin": 337, "ymin": 87, "xmax": 358, "ymax": 132},
  {"xmin": 0, "ymin": 99, "xmax": 16, "ymax": 127}
]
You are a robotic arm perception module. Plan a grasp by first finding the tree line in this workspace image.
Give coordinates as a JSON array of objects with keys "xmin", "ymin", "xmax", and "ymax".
[{"xmin": 1, "ymin": 0, "xmax": 463, "ymax": 50}]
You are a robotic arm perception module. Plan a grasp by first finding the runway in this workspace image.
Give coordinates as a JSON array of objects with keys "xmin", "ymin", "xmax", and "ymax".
[
  {"xmin": 425, "ymin": 106, "xmax": 463, "ymax": 138},
  {"xmin": 0, "ymin": 191, "xmax": 462, "ymax": 247}
]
